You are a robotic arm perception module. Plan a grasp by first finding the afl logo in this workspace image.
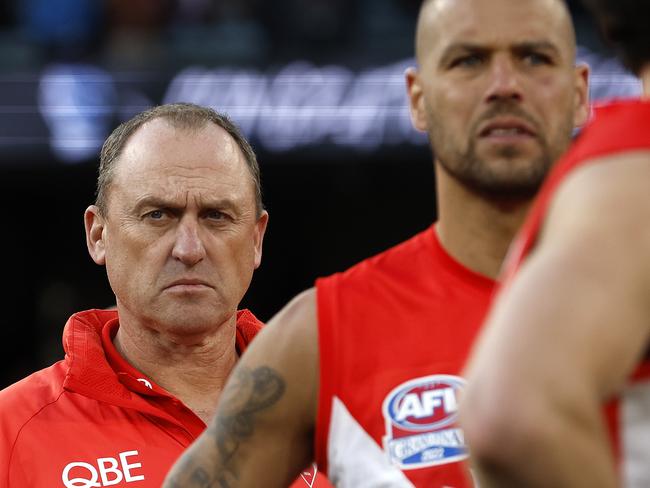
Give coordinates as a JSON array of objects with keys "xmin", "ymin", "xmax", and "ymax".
[{"xmin": 382, "ymin": 375, "xmax": 468, "ymax": 470}]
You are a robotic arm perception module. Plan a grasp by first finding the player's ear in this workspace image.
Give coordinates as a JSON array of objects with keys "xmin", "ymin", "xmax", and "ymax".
[
  {"xmin": 573, "ymin": 63, "xmax": 590, "ymax": 127},
  {"xmin": 253, "ymin": 210, "xmax": 269, "ymax": 269},
  {"xmin": 85, "ymin": 205, "xmax": 107, "ymax": 265},
  {"xmin": 406, "ymin": 67, "xmax": 429, "ymax": 132}
]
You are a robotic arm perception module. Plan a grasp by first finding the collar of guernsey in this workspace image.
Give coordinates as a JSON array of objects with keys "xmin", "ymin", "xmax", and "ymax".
[
  {"xmin": 430, "ymin": 225, "xmax": 495, "ymax": 290},
  {"xmin": 100, "ymin": 309, "xmax": 265, "ymax": 396}
]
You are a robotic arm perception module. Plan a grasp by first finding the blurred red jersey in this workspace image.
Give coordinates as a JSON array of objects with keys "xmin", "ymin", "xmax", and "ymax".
[
  {"xmin": 502, "ymin": 99, "xmax": 650, "ymax": 486},
  {"xmin": 316, "ymin": 227, "xmax": 494, "ymax": 487}
]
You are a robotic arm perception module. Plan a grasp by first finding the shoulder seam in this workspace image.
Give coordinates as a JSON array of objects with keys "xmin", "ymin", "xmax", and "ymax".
[{"xmin": 6, "ymin": 388, "xmax": 66, "ymax": 486}]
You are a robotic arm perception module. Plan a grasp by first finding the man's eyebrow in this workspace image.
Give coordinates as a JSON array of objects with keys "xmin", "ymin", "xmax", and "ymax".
[
  {"xmin": 132, "ymin": 196, "xmax": 175, "ymax": 213},
  {"xmin": 438, "ymin": 43, "xmax": 489, "ymax": 65},
  {"xmin": 200, "ymin": 199, "xmax": 240, "ymax": 213},
  {"xmin": 513, "ymin": 41, "xmax": 561, "ymax": 56},
  {"xmin": 438, "ymin": 40, "xmax": 562, "ymax": 65},
  {"xmin": 132, "ymin": 196, "xmax": 240, "ymax": 213}
]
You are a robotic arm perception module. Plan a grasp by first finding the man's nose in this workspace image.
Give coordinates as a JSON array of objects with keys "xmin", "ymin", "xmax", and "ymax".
[
  {"xmin": 171, "ymin": 217, "xmax": 206, "ymax": 266},
  {"xmin": 485, "ymin": 55, "xmax": 523, "ymax": 103}
]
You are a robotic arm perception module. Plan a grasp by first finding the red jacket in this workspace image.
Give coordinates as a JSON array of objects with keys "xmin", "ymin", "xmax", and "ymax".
[{"xmin": 0, "ymin": 309, "xmax": 328, "ymax": 488}]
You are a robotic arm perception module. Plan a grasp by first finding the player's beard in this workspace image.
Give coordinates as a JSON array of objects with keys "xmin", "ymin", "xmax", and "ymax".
[{"xmin": 427, "ymin": 101, "xmax": 575, "ymax": 199}]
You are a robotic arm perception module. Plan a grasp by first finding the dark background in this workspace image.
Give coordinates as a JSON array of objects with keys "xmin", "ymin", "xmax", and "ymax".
[{"xmin": 0, "ymin": 0, "xmax": 638, "ymax": 387}]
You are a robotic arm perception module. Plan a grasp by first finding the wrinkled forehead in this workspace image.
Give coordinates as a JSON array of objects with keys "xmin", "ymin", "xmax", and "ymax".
[
  {"xmin": 416, "ymin": 0, "xmax": 576, "ymax": 63},
  {"xmin": 110, "ymin": 120, "xmax": 254, "ymax": 201},
  {"xmin": 114, "ymin": 120, "xmax": 244, "ymax": 180}
]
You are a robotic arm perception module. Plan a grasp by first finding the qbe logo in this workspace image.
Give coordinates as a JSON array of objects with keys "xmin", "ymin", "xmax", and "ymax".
[
  {"xmin": 61, "ymin": 450, "xmax": 145, "ymax": 488},
  {"xmin": 382, "ymin": 374, "xmax": 468, "ymax": 470}
]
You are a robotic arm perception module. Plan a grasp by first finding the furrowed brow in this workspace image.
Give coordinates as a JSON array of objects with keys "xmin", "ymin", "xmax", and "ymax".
[
  {"xmin": 195, "ymin": 197, "xmax": 239, "ymax": 212},
  {"xmin": 513, "ymin": 41, "xmax": 561, "ymax": 57},
  {"xmin": 132, "ymin": 195, "xmax": 242, "ymax": 215},
  {"xmin": 132, "ymin": 196, "xmax": 179, "ymax": 213},
  {"xmin": 438, "ymin": 43, "xmax": 489, "ymax": 66}
]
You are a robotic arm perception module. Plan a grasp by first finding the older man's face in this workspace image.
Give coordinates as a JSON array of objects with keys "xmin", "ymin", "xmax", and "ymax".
[{"xmin": 89, "ymin": 118, "xmax": 267, "ymax": 337}]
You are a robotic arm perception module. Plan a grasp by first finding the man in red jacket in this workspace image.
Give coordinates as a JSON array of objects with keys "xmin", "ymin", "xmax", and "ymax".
[{"xmin": 0, "ymin": 103, "xmax": 328, "ymax": 487}]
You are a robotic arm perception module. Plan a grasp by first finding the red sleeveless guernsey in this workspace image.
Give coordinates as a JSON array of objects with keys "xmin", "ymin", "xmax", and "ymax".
[
  {"xmin": 316, "ymin": 227, "xmax": 494, "ymax": 487},
  {"xmin": 502, "ymin": 99, "xmax": 650, "ymax": 487}
]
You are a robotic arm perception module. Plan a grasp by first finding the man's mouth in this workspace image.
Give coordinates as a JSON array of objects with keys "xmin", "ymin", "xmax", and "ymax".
[
  {"xmin": 164, "ymin": 279, "xmax": 213, "ymax": 292},
  {"xmin": 479, "ymin": 117, "xmax": 537, "ymax": 140}
]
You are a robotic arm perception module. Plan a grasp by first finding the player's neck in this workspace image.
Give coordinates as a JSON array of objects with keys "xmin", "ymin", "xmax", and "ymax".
[
  {"xmin": 435, "ymin": 165, "xmax": 532, "ymax": 279},
  {"xmin": 112, "ymin": 312, "xmax": 239, "ymax": 423}
]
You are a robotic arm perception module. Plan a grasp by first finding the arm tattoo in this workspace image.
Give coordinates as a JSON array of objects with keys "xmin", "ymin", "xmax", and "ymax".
[
  {"xmin": 166, "ymin": 365, "xmax": 286, "ymax": 487},
  {"xmin": 165, "ymin": 452, "xmax": 220, "ymax": 488},
  {"xmin": 214, "ymin": 366, "xmax": 286, "ymax": 463}
]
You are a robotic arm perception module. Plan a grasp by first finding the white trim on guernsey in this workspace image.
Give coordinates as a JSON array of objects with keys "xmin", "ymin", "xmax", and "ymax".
[
  {"xmin": 327, "ymin": 396, "xmax": 415, "ymax": 488},
  {"xmin": 622, "ymin": 381, "xmax": 650, "ymax": 487}
]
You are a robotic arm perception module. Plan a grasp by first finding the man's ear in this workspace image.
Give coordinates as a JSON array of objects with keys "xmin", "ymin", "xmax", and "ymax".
[
  {"xmin": 85, "ymin": 205, "xmax": 107, "ymax": 265},
  {"xmin": 573, "ymin": 63, "xmax": 591, "ymax": 127},
  {"xmin": 405, "ymin": 67, "xmax": 428, "ymax": 132},
  {"xmin": 253, "ymin": 210, "xmax": 269, "ymax": 269}
]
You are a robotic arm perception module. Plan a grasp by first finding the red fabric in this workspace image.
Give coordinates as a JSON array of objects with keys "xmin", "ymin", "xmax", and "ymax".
[
  {"xmin": 500, "ymin": 99, "xmax": 650, "ymax": 475},
  {"xmin": 0, "ymin": 308, "xmax": 329, "ymax": 487},
  {"xmin": 316, "ymin": 227, "xmax": 494, "ymax": 486}
]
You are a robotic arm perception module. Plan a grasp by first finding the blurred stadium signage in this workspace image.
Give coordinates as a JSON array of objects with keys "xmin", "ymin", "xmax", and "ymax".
[{"xmin": 0, "ymin": 51, "xmax": 642, "ymax": 164}]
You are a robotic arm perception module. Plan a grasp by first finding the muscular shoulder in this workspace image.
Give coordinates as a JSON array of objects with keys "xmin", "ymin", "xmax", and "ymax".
[
  {"xmin": 237, "ymin": 287, "xmax": 318, "ymax": 388},
  {"xmin": 263, "ymin": 288, "xmax": 318, "ymax": 362},
  {"xmin": 219, "ymin": 288, "xmax": 319, "ymax": 438}
]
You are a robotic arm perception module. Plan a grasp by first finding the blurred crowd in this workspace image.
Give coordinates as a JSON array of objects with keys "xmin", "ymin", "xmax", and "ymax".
[{"xmin": 0, "ymin": 0, "xmax": 422, "ymax": 71}]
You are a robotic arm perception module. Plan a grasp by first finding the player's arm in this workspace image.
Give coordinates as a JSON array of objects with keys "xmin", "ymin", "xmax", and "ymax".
[
  {"xmin": 460, "ymin": 151, "xmax": 650, "ymax": 487},
  {"xmin": 163, "ymin": 288, "xmax": 319, "ymax": 488}
]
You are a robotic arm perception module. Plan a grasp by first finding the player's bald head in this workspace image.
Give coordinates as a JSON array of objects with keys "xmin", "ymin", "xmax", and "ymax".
[{"xmin": 415, "ymin": 0, "xmax": 577, "ymax": 64}]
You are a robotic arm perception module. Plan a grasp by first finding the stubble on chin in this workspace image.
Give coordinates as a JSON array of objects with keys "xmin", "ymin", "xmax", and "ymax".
[{"xmin": 425, "ymin": 98, "xmax": 574, "ymax": 197}]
